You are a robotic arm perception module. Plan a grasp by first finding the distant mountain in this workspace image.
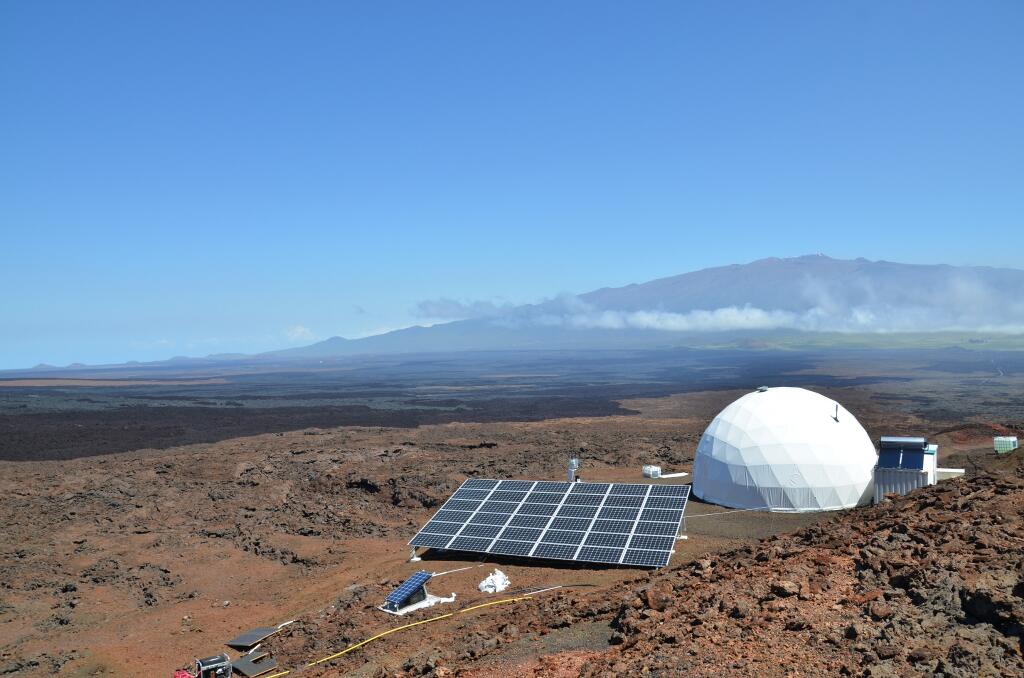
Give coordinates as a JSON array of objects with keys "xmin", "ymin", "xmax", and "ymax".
[
  {"xmin": 268, "ymin": 255, "xmax": 1024, "ymax": 358},
  {"xmin": 8, "ymin": 255, "xmax": 1023, "ymax": 374}
]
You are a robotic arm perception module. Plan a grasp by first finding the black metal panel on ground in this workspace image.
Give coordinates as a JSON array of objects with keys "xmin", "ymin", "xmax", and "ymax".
[
  {"xmin": 408, "ymin": 479, "xmax": 690, "ymax": 568},
  {"xmin": 233, "ymin": 653, "xmax": 279, "ymax": 677},
  {"xmin": 225, "ymin": 626, "xmax": 281, "ymax": 651}
]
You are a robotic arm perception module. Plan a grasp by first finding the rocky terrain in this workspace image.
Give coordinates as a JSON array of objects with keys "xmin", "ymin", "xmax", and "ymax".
[{"xmin": 0, "ymin": 386, "xmax": 1020, "ymax": 677}]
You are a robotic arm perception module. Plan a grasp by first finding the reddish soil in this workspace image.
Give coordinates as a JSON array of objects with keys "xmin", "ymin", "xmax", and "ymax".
[{"xmin": 0, "ymin": 389, "xmax": 1020, "ymax": 677}]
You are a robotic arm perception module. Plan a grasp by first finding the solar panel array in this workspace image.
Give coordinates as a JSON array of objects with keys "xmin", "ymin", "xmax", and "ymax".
[
  {"xmin": 385, "ymin": 570, "xmax": 432, "ymax": 607},
  {"xmin": 409, "ymin": 480, "xmax": 689, "ymax": 568}
]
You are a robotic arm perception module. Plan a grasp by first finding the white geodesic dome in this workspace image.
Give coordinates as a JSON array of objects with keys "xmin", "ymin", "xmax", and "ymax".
[{"xmin": 692, "ymin": 387, "xmax": 876, "ymax": 512}]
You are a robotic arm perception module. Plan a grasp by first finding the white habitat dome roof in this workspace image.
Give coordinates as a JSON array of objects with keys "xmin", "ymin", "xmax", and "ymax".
[{"xmin": 692, "ymin": 387, "xmax": 876, "ymax": 512}]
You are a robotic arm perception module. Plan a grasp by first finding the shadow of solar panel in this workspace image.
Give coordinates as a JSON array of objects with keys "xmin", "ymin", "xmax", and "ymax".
[
  {"xmin": 489, "ymin": 540, "xmax": 534, "ymax": 556},
  {"xmin": 497, "ymin": 480, "xmax": 534, "ymax": 491},
  {"xmin": 532, "ymin": 543, "xmax": 578, "ymax": 560},
  {"xmin": 481, "ymin": 501, "xmax": 520, "ymax": 513},
  {"xmin": 645, "ymin": 497, "xmax": 687, "ymax": 510},
  {"xmin": 489, "ymin": 491, "xmax": 528, "ymax": 503},
  {"xmin": 499, "ymin": 526, "xmax": 543, "ymax": 542},
  {"xmin": 591, "ymin": 519, "xmax": 633, "ymax": 533},
  {"xmin": 621, "ymin": 549, "xmax": 671, "ymax": 567},
  {"xmin": 525, "ymin": 492, "xmax": 564, "ymax": 504},
  {"xmin": 541, "ymin": 530, "xmax": 585, "ymax": 545},
  {"xmin": 628, "ymin": 535, "xmax": 675, "ymax": 551},
  {"xmin": 422, "ymin": 520, "xmax": 463, "ymax": 535},
  {"xmin": 563, "ymin": 493, "xmax": 603, "ymax": 505},
  {"xmin": 433, "ymin": 510, "xmax": 473, "ymax": 523},
  {"xmin": 635, "ymin": 521, "xmax": 678, "ymax": 536},
  {"xmin": 604, "ymin": 495, "xmax": 643, "ymax": 507},
  {"xmin": 410, "ymin": 533, "xmax": 452, "ymax": 548},
  {"xmin": 449, "ymin": 536, "xmax": 493, "ymax": 551},
  {"xmin": 459, "ymin": 524, "xmax": 502, "ymax": 538},
  {"xmin": 549, "ymin": 517, "xmax": 591, "ymax": 531},
  {"xmin": 570, "ymin": 483, "xmax": 610, "ymax": 494},
  {"xmin": 442, "ymin": 499, "xmax": 482, "ymax": 512},
  {"xmin": 650, "ymin": 485, "xmax": 690, "ymax": 497},
  {"xmin": 584, "ymin": 533, "xmax": 628, "ymax": 548},
  {"xmin": 597, "ymin": 507, "xmax": 639, "ymax": 521},
  {"xmin": 577, "ymin": 546, "xmax": 624, "ymax": 563},
  {"xmin": 555, "ymin": 505, "xmax": 598, "ymax": 518},
  {"xmin": 517, "ymin": 503, "xmax": 557, "ymax": 516},
  {"xmin": 509, "ymin": 515, "xmax": 550, "ymax": 528},
  {"xmin": 608, "ymin": 484, "xmax": 648, "ymax": 495},
  {"xmin": 640, "ymin": 508, "xmax": 682, "ymax": 522},
  {"xmin": 463, "ymin": 479, "xmax": 500, "ymax": 489},
  {"xmin": 534, "ymin": 481, "xmax": 571, "ymax": 492},
  {"xmin": 452, "ymin": 489, "xmax": 491, "ymax": 501},
  {"xmin": 469, "ymin": 512, "xmax": 511, "ymax": 525}
]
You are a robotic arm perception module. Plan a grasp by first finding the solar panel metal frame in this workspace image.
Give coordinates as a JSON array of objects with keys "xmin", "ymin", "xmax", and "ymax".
[{"xmin": 408, "ymin": 479, "xmax": 688, "ymax": 568}]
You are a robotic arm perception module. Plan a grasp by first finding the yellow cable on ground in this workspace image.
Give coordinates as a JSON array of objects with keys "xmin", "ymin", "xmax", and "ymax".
[
  {"xmin": 305, "ymin": 595, "xmax": 534, "ymax": 668},
  {"xmin": 262, "ymin": 672, "xmax": 291, "ymax": 678}
]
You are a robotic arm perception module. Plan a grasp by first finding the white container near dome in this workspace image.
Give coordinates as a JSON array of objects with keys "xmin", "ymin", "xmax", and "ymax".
[
  {"xmin": 642, "ymin": 465, "xmax": 662, "ymax": 478},
  {"xmin": 994, "ymin": 436, "xmax": 1018, "ymax": 454},
  {"xmin": 692, "ymin": 386, "xmax": 876, "ymax": 513}
]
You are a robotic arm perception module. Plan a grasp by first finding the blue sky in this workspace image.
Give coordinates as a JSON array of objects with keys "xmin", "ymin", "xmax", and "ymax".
[{"xmin": 1, "ymin": 2, "xmax": 1022, "ymax": 368}]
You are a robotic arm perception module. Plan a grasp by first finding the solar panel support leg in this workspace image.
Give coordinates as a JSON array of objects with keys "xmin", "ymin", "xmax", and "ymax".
[{"xmin": 409, "ymin": 547, "xmax": 421, "ymax": 562}]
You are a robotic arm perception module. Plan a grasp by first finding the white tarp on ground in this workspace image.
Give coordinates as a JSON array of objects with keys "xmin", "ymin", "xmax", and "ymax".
[
  {"xmin": 693, "ymin": 387, "xmax": 876, "ymax": 512},
  {"xmin": 478, "ymin": 569, "xmax": 510, "ymax": 593}
]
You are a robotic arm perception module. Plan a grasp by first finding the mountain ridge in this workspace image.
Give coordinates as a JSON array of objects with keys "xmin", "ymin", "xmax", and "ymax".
[{"xmin": 12, "ymin": 255, "xmax": 1024, "ymax": 370}]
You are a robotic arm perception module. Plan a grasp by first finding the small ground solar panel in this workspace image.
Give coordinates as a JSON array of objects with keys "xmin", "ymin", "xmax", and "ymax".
[
  {"xmin": 385, "ymin": 571, "xmax": 432, "ymax": 606},
  {"xmin": 408, "ymin": 479, "xmax": 690, "ymax": 568}
]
